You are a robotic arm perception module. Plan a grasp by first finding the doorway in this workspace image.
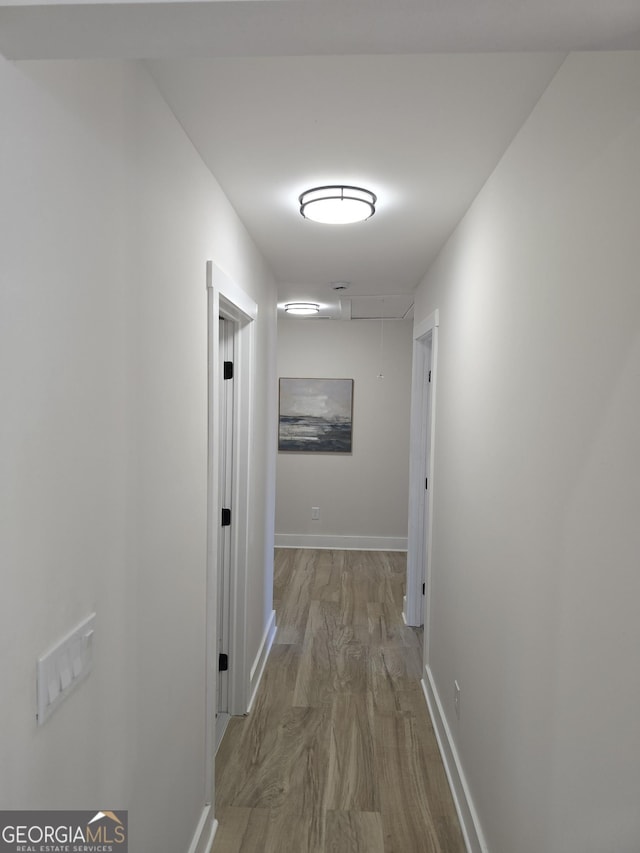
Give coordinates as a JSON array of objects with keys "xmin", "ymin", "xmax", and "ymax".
[
  {"xmin": 406, "ymin": 310, "xmax": 439, "ymax": 667},
  {"xmin": 216, "ymin": 316, "xmax": 234, "ymax": 747},
  {"xmin": 205, "ymin": 262, "xmax": 257, "ymax": 806}
]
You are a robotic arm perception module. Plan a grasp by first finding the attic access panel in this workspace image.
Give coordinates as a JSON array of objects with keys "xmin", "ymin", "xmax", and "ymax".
[
  {"xmin": 278, "ymin": 378, "xmax": 353, "ymax": 453},
  {"xmin": 349, "ymin": 295, "xmax": 414, "ymax": 320}
]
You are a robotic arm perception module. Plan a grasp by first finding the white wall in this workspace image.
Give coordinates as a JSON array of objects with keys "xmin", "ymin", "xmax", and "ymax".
[
  {"xmin": 414, "ymin": 52, "xmax": 640, "ymax": 853},
  {"xmin": 0, "ymin": 57, "xmax": 277, "ymax": 852},
  {"xmin": 275, "ymin": 316, "xmax": 412, "ymax": 549}
]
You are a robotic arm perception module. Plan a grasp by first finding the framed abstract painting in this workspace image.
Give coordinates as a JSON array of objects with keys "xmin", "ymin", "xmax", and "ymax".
[{"xmin": 278, "ymin": 378, "xmax": 353, "ymax": 453}]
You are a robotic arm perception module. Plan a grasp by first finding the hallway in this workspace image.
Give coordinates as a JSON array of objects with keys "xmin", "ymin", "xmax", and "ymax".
[{"xmin": 212, "ymin": 549, "xmax": 465, "ymax": 853}]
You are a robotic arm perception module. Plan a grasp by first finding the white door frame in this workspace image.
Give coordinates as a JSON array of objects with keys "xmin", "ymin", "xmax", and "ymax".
[
  {"xmin": 216, "ymin": 315, "xmax": 233, "ymax": 747},
  {"xmin": 406, "ymin": 310, "xmax": 439, "ymax": 661},
  {"xmin": 205, "ymin": 261, "xmax": 257, "ymax": 804}
]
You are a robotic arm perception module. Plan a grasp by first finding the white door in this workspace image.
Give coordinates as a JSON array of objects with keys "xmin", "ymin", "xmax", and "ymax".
[
  {"xmin": 421, "ymin": 336, "xmax": 433, "ymax": 614},
  {"xmin": 205, "ymin": 262, "xmax": 258, "ymax": 810},
  {"xmin": 216, "ymin": 316, "xmax": 234, "ymax": 746},
  {"xmin": 406, "ymin": 310, "xmax": 439, "ymax": 641}
]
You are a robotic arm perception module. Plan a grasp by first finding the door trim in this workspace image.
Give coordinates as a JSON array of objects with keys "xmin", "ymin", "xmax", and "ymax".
[
  {"xmin": 215, "ymin": 316, "xmax": 233, "ymax": 750},
  {"xmin": 406, "ymin": 310, "xmax": 439, "ymax": 663},
  {"xmin": 205, "ymin": 261, "xmax": 257, "ymax": 804}
]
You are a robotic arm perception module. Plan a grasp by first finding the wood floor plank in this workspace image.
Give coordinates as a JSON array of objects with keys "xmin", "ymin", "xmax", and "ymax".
[
  {"xmin": 339, "ymin": 562, "xmax": 372, "ymax": 629},
  {"xmin": 262, "ymin": 806, "xmax": 325, "ymax": 853},
  {"xmin": 215, "ymin": 716, "xmax": 246, "ymax": 788},
  {"xmin": 310, "ymin": 550, "xmax": 344, "ymax": 602},
  {"xmin": 325, "ymin": 811, "xmax": 385, "ymax": 853},
  {"xmin": 375, "ymin": 709, "xmax": 465, "ymax": 853},
  {"xmin": 211, "ymin": 807, "xmax": 270, "ymax": 853},
  {"xmin": 367, "ymin": 601, "xmax": 422, "ymax": 649},
  {"xmin": 369, "ymin": 645, "xmax": 424, "ymax": 715},
  {"xmin": 216, "ymin": 647, "xmax": 302, "ymax": 806},
  {"xmin": 273, "ymin": 550, "xmax": 315, "ymax": 644},
  {"xmin": 214, "ymin": 548, "xmax": 465, "ymax": 853},
  {"xmin": 273, "ymin": 547, "xmax": 295, "ymax": 597},
  {"xmin": 293, "ymin": 600, "xmax": 368, "ymax": 707},
  {"xmin": 326, "ymin": 693, "xmax": 379, "ymax": 812},
  {"xmin": 220, "ymin": 704, "xmax": 331, "ymax": 810}
]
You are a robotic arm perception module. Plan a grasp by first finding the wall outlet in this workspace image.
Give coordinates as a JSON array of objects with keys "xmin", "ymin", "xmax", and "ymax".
[
  {"xmin": 311, "ymin": 507, "xmax": 320, "ymax": 521},
  {"xmin": 454, "ymin": 680, "xmax": 461, "ymax": 720}
]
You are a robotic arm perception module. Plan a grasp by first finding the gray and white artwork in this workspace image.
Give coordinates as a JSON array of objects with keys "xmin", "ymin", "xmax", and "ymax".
[{"xmin": 278, "ymin": 378, "xmax": 353, "ymax": 453}]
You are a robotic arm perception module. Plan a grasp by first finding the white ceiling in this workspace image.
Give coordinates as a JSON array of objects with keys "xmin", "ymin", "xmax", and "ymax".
[
  {"xmin": 2, "ymin": 0, "xmax": 640, "ymax": 316},
  {"xmin": 148, "ymin": 52, "xmax": 565, "ymax": 313}
]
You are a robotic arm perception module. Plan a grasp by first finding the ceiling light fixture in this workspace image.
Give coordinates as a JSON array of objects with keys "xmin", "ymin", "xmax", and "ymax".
[
  {"xmin": 299, "ymin": 185, "xmax": 376, "ymax": 225},
  {"xmin": 284, "ymin": 302, "xmax": 320, "ymax": 316}
]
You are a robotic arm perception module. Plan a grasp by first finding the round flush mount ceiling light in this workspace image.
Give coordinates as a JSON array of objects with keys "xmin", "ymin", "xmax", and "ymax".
[
  {"xmin": 284, "ymin": 302, "xmax": 320, "ymax": 316},
  {"xmin": 299, "ymin": 185, "xmax": 376, "ymax": 224}
]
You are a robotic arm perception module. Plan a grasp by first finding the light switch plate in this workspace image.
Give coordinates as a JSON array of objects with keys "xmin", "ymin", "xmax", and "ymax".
[{"xmin": 37, "ymin": 613, "xmax": 96, "ymax": 726}]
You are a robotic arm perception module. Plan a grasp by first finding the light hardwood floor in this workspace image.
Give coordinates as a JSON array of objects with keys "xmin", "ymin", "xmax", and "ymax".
[{"xmin": 212, "ymin": 549, "xmax": 465, "ymax": 853}]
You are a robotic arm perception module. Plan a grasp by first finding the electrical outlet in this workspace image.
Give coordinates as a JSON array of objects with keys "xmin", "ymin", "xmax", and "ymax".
[
  {"xmin": 454, "ymin": 680, "xmax": 461, "ymax": 720},
  {"xmin": 311, "ymin": 507, "xmax": 320, "ymax": 521}
]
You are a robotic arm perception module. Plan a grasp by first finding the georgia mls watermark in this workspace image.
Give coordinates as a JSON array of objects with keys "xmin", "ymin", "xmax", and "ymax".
[{"xmin": 0, "ymin": 811, "xmax": 127, "ymax": 853}]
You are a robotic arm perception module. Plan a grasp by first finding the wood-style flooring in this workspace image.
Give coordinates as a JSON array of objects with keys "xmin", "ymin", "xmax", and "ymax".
[{"xmin": 212, "ymin": 549, "xmax": 466, "ymax": 853}]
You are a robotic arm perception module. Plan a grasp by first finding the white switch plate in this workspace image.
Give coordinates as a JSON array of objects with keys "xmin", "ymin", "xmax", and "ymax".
[
  {"xmin": 37, "ymin": 613, "xmax": 95, "ymax": 726},
  {"xmin": 311, "ymin": 507, "xmax": 320, "ymax": 521}
]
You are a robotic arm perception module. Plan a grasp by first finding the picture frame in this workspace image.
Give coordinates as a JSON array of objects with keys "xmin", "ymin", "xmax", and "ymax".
[{"xmin": 278, "ymin": 377, "xmax": 354, "ymax": 453}]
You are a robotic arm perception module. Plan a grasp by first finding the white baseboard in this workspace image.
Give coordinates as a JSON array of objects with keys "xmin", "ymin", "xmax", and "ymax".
[
  {"xmin": 274, "ymin": 533, "xmax": 407, "ymax": 551},
  {"xmin": 421, "ymin": 666, "xmax": 489, "ymax": 853},
  {"xmin": 247, "ymin": 609, "xmax": 277, "ymax": 714},
  {"xmin": 186, "ymin": 804, "xmax": 217, "ymax": 853}
]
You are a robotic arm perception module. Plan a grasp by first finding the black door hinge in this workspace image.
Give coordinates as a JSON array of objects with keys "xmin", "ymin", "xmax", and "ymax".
[
  {"xmin": 223, "ymin": 361, "xmax": 234, "ymax": 380},
  {"xmin": 219, "ymin": 653, "xmax": 229, "ymax": 672},
  {"xmin": 422, "ymin": 583, "xmax": 426, "ymax": 595},
  {"xmin": 425, "ymin": 478, "xmax": 428, "ymax": 490},
  {"xmin": 221, "ymin": 507, "xmax": 231, "ymax": 527},
  {"xmin": 428, "ymin": 370, "xmax": 431, "ymax": 383}
]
